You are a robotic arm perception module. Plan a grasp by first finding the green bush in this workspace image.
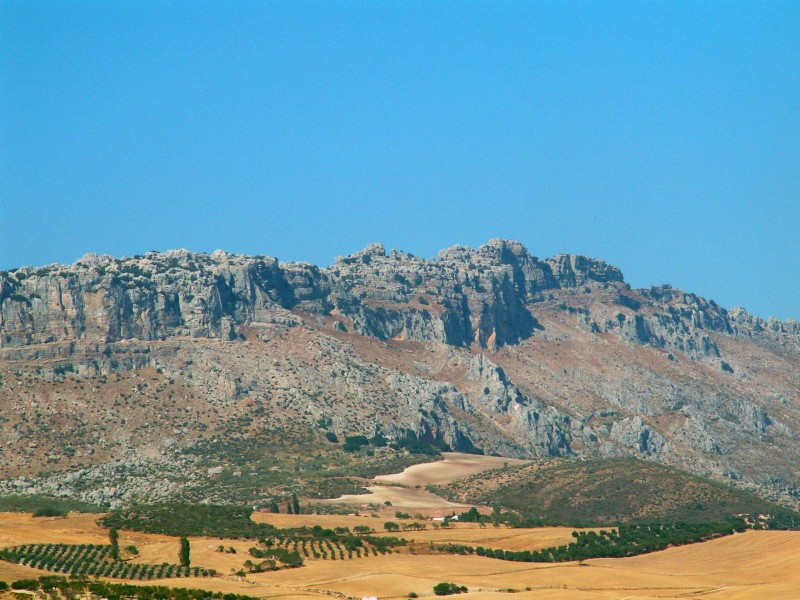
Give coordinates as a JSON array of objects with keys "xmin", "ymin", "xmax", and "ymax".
[
  {"xmin": 343, "ymin": 435, "xmax": 370, "ymax": 453},
  {"xmin": 12, "ymin": 579, "xmax": 40, "ymax": 591},
  {"xmin": 433, "ymin": 582, "xmax": 467, "ymax": 595},
  {"xmin": 32, "ymin": 506, "xmax": 68, "ymax": 518},
  {"xmin": 0, "ymin": 495, "xmax": 103, "ymax": 514}
]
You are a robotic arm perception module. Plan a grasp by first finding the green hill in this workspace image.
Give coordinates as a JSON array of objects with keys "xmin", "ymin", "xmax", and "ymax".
[{"xmin": 436, "ymin": 458, "xmax": 798, "ymax": 526}]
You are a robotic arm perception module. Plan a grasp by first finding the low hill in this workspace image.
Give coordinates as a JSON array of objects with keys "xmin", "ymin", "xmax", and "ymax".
[{"xmin": 436, "ymin": 458, "xmax": 798, "ymax": 526}]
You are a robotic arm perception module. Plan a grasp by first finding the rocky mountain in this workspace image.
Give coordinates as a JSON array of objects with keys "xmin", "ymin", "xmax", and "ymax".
[{"xmin": 0, "ymin": 239, "xmax": 798, "ymax": 507}]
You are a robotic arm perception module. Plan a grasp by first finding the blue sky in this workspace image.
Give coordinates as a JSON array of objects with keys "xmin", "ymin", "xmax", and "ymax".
[{"xmin": 1, "ymin": 1, "xmax": 798, "ymax": 319}]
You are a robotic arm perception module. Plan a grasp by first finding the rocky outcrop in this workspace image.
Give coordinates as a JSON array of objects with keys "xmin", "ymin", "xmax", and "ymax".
[
  {"xmin": 465, "ymin": 354, "xmax": 572, "ymax": 455},
  {"xmin": 7, "ymin": 240, "xmax": 789, "ymax": 361},
  {"xmin": 1, "ymin": 240, "xmax": 625, "ymax": 351}
]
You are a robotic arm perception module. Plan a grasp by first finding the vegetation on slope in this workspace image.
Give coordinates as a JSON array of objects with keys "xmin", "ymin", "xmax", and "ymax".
[
  {"xmin": 0, "ymin": 575, "xmax": 260, "ymax": 600},
  {"xmin": 0, "ymin": 544, "xmax": 213, "ymax": 580},
  {"xmin": 99, "ymin": 504, "xmax": 275, "ymax": 538},
  {"xmin": 434, "ymin": 458, "xmax": 799, "ymax": 526},
  {"xmin": 0, "ymin": 495, "xmax": 105, "ymax": 514},
  {"xmin": 177, "ymin": 428, "xmax": 439, "ymax": 505},
  {"xmin": 437, "ymin": 520, "xmax": 748, "ymax": 562},
  {"xmin": 98, "ymin": 504, "xmax": 410, "ymax": 561},
  {"xmin": 244, "ymin": 526, "xmax": 406, "ymax": 569}
]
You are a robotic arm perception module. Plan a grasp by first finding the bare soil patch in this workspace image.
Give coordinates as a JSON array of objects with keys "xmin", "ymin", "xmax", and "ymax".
[
  {"xmin": 317, "ymin": 452, "xmax": 528, "ymax": 516},
  {"xmin": 321, "ymin": 484, "xmax": 470, "ymax": 512},
  {"xmin": 375, "ymin": 452, "xmax": 528, "ymax": 486}
]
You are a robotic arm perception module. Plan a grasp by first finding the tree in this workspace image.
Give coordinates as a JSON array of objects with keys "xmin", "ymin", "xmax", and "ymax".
[
  {"xmin": 433, "ymin": 582, "xmax": 467, "ymax": 595},
  {"xmin": 292, "ymin": 493, "xmax": 300, "ymax": 515},
  {"xmin": 179, "ymin": 536, "xmax": 191, "ymax": 568},
  {"xmin": 269, "ymin": 501, "xmax": 280, "ymax": 513},
  {"xmin": 458, "ymin": 507, "xmax": 482, "ymax": 522},
  {"xmin": 109, "ymin": 529, "xmax": 120, "ymax": 560},
  {"xmin": 384, "ymin": 521, "xmax": 400, "ymax": 532}
]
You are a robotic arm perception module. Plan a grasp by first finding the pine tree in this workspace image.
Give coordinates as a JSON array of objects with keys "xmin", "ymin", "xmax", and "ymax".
[
  {"xmin": 179, "ymin": 536, "xmax": 191, "ymax": 567},
  {"xmin": 109, "ymin": 529, "xmax": 120, "ymax": 561},
  {"xmin": 292, "ymin": 493, "xmax": 300, "ymax": 515}
]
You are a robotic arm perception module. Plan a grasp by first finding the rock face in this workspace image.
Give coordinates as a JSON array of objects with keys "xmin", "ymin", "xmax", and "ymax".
[
  {"xmin": 0, "ymin": 239, "xmax": 799, "ymax": 506},
  {"xmin": 0, "ymin": 240, "xmax": 625, "ymax": 351}
]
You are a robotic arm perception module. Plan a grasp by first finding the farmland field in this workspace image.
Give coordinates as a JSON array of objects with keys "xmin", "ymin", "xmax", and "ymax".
[
  {"xmin": 316, "ymin": 452, "xmax": 527, "ymax": 517},
  {"xmin": 2, "ymin": 511, "xmax": 800, "ymax": 598},
  {"xmin": 3, "ymin": 456, "xmax": 800, "ymax": 599}
]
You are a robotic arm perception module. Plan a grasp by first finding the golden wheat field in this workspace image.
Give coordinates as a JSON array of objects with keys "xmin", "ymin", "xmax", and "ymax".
[{"xmin": 2, "ymin": 511, "xmax": 800, "ymax": 599}]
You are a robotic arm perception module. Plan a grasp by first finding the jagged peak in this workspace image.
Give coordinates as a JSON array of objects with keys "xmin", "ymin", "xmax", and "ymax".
[
  {"xmin": 546, "ymin": 253, "xmax": 625, "ymax": 284},
  {"xmin": 73, "ymin": 252, "xmax": 114, "ymax": 267},
  {"xmin": 335, "ymin": 243, "xmax": 386, "ymax": 264},
  {"xmin": 437, "ymin": 243, "xmax": 475, "ymax": 262}
]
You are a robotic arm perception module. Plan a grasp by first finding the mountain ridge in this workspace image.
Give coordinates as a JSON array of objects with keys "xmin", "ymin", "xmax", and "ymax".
[
  {"xmin": 0, "ymin": 239, "xmax": 798, "ymax": 509},
  {"xmin": 2, "ymin": 239, "xmax": 795, "ymax": 351}
]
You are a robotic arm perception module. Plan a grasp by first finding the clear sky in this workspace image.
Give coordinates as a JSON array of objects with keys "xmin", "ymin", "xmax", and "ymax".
[{"xmin": 1, "ymin": 1, "xmax": 798, "ymax": 320}]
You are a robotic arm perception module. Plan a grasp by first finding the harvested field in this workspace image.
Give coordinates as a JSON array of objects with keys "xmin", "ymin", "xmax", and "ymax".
[
  {"xmin": 252, "ymin": 513, "xmax": 390, "ymax": 530},
  {"xmin": 245, "ymin": 530, "xmax": 800, "ymax": 599},
  {"xmin": 374, "ymin": 453, "xmax": 528, "ymax": 486},
  {"xmin": 253, "ymin": 514, "xmax": 588, "ymax": 551},
  {"xmin": 2, "ymin": 512, "xmax": 800, "ymax": 598},
  {"xmin": 0, "ymin": 513, "xmax": 107, "ymax": 547},
  {"xmin": 318, "ymin": 452, "xmax": 522, "ymax": 516},
  {"xmin": 0, "ymin": 560, "xmax": 49, "ymax": 583},
  {"xmin": 376, "ymin": 525, "xmax": 593, "ymax": 551},
  {"xmin": 321, "ymin": 484, "xmax": 469, "ymax": 511},
  {"xmin": 135, "ymin": 538, "xmax": 255, "ymax": 573}
]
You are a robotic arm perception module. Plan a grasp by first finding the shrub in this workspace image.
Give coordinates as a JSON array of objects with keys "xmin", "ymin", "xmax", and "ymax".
[
  {"xmin": 342, "ymin": 435, "xmax": 369, "ymax": 453},
  {"xmin": 433, "ymin": 582, "xmax": 467, "ymax": 595},
  {"xmin": 12, "ymin": 579, "xmax": 40, "ymax": 591},
  {"xmin": 179, "ymin": 537, "xmax": 190, "ymax": 567},
  {"xmin": 33, "ymin": 506, "xmax": 68, "ymax": 518}
]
